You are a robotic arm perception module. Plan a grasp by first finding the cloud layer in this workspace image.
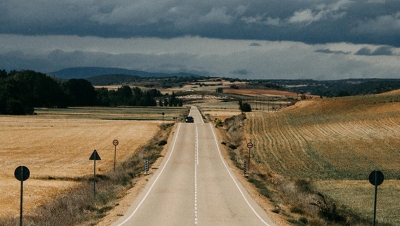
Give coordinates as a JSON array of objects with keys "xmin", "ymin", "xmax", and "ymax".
[
  {"xmin": 1, "ymin": 0, "xmax": 400, "ymax": 46},
  {"xmin": 1, "ymin": 0, "xmax": 400, "ymax": 79}
]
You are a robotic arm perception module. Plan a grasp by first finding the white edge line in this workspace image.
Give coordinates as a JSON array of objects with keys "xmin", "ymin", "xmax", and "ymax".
[
  {"xmin": 117, "ymin": 123, "xmax": 182, "ymax": 226},
  {"xmin": 196, "ymin": 125, "xmax": 199, "ymax": 165},
  {"xmin": 194, "ymin": 124, "xmax": 199, "ymax": 224},
  {"xmin": 209, "ymin": 123, "xmax": 272, "ymax": 226}
]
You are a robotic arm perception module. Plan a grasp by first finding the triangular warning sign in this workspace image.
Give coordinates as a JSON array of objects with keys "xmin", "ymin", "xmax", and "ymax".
[{"xmin": 89, "ymin": 150, "xmax": 101, "ymax": 160}]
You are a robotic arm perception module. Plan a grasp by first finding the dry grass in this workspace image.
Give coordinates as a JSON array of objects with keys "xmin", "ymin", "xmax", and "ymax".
[
  {"xmin": 314, "ymin": 180, "xmax": 400, "ymax": 225},
  {"xmin": 0, "ymin": 111, "xmax": 161, "ymax": 219},
  {"xmin": 245, "ymin": 94, "xmax": 400, "ymax": 179},
  {"xmin": 242, "ymin": 92, "xmax": 400, "ymax": 225}
]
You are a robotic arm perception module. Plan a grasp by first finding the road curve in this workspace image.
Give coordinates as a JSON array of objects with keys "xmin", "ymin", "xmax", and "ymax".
[{"xmin": 111, "ymin": 106, "xmax": 277, "ymax": 226}]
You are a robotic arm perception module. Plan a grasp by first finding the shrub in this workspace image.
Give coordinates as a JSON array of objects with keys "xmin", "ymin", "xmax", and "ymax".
[
  {"xmin": 299, "ymin": 217, "xmax": 308, "ymax": 224},
  {"xmin": 291, "ymin": 206, "xmax": 305, "ymax": 215},
  {"xmin": 228, "ymin": 144, "xmax": 237, "ymax": 150},
  {"xmin": 158, "ymin": 140, "xmax": 167, "ymax": 146}
]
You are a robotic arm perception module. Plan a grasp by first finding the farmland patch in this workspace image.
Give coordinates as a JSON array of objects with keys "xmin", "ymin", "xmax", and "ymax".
[{"xmin": 0, "ymin": 112, "xmax": 161, "ymax": 218}]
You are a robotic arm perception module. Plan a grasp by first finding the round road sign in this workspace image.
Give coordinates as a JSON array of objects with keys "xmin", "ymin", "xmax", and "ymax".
[
  {"xmin": 247, "ymin": 142, "xmax": 253, "ymax": 149},
  {"xmin": 113, "ymin": 140, "xmax": 119, "ymax": 146},
  {"xmin": 14, "ymin": 166, "xmax": 30, "ymax": 181},
  {"xmin": 369, "ymin": 170, "xmax": 384, "ymax": 186}
]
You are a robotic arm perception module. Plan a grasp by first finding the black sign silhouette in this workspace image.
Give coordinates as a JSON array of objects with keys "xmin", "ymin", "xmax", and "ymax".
[{"xmin": 14, "ymin": 166, "xmax": 30, "ymax": 181}]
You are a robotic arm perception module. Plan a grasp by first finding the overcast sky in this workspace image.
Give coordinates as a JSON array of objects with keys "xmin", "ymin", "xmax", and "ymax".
[{"xmin": 1, "ymin": 0, "xmax": 400, "ymax": 80}]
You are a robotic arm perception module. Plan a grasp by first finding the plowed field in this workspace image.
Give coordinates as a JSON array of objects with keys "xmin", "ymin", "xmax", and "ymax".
[
  {"xmin": 245, "ymin": 94, "xmax": 400, "ymax": 179},
  {"xmin": 244, "ymin": 93, "xmax": 400, "ymax": 224}
]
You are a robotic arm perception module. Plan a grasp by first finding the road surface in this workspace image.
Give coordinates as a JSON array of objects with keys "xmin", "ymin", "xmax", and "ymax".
[{"xmin": 112, "ymin": 106, "xmax": 277, "ymax": 226}]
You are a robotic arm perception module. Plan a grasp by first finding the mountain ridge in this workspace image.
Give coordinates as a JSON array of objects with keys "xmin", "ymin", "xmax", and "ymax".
[{"xmin": 49, "ymin": 67, "xmax": 201, "ymax": 79}]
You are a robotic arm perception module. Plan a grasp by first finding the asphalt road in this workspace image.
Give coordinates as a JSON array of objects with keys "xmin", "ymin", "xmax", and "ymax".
[{"xmin": 112, "ymin": 106, "xmax": 277, "ymax": 226}]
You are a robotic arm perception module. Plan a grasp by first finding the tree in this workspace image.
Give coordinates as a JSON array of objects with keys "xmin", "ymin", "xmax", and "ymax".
[
  {"xmin": 0, "ymin": 69, "xmax": 7, "ymax": 79},
  {"xmin": 95, "ymin": 88, "xmax": 110, "ymax": 106},
  {"xmin": 238, "ymin": 100, "xmax": 252, "ymax": 112},
  {"xmin": 163, "ymin": 99, "xmax": 169, "ymax": 107},
  {"xmin": 116, "ymin": 85, "xmax": 134, "ymax": 106},
  {"xmin": 169, "ymin": 92, "xmax": 179, "ymax": 106},
  {"xmin": 63, "ymin": 79, "xmax": 97, "ymax": 106}
]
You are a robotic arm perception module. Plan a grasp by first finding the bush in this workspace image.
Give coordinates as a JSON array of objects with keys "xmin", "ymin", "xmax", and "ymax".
[
  {"xmin": 158, "ymin": 140, "xmax": 167, "ymax": 146},
  {"xmin": 239, "ymin": 102, "xmax": 252, "ymax": 112},
  {"xmin": 228, "ymin": 144, "xmax": 237, "ymax": 150},
  {"xmin": 291, "ymin": 206, "xmax": 305, "ymax": 215},
  {"xmin": 299, "ymin": 217, "xmax": 308, "ymax": 224},
  {"xmin": 295, "ymin": 179, "xmax": 313, "ymax": 193}
]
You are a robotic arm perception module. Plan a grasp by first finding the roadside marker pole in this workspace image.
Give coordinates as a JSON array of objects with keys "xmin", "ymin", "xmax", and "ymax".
[
  {"xmin": 369, "ymin": 170, "xmax": 384, "ymax": 226},
  {"xmin": 243, "ymin": 160, "xmax": 247, "ymax": 176},
  {"xmin": 15, "ymin": 166, "xmax": 30, "ymax": 226},
  {"xmin": 113, "ymin": 140, "xmax": 119, "ymax": 171},
  {"xmin": 247, "ymin": 142, "xmax": 253, "ymax": 173},
  {"xmin": 145, "ymin": 160, "xmax": 149, "ymax": 175},
  {"xmin": 89, "ymin": 150, "xmax": 101, "ymax": 199}
]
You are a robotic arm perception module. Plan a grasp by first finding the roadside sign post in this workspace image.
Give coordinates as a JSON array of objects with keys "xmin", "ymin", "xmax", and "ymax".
[
  {"xmin": 247, "ymin": 142, "xmax": 253, "ymax": 173},
  {"xmin": 145, "ymin": 160, "xmax": 149, "ymax": 175},
  {"xmin": 89, "ymin": 150, "xmax": 101, "ymax": 199},
  {"xmin": 14, "ymin": 166, "xmax": 30, "ymax": 226},
  {"xmin": 369, "ymin": 170, "xmax": 384, "ymax": 226},
  {"xmin": 243, "ymin": 160, "xmax": 247, "ymax": 176},
  {"xmin": 113, "ymin": 140, "xmax": 119, "ymax": 171}
]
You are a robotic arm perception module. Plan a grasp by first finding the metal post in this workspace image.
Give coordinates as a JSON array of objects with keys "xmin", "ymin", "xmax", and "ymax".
[
  {"xmin": 243, "ymin": 160, "xmax": 247, "ymax": 176},
  {"xmin": 20, "ymin": 168, "xmax": 23, "ymax": 226},
  {"xmin": 114, "ymin": 145, "xmax": 116, "ymax": 171},
  {"xmin": 94, "ymin": 158, "xmax": 96, "ymax": 199},
  {"xmin": 248, "ymin": 148, "xmax": 251, "ymax": 173},
  {"xmin": 373, "ymin": 171, "xmax": 378, "ymax": 226}
]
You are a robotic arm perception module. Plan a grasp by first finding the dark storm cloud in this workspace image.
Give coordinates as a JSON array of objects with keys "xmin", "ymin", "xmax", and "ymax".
[
  {"xmin": 355, "ymin": 46, "xmax": 394, "ymax": 55},
  {"xmin": 1, "ymin": 0, "xmax": 400, "ymax": 46},
  {"xmin": 315, "ymin": 49, "xmax": 351, "ymax": 54}
]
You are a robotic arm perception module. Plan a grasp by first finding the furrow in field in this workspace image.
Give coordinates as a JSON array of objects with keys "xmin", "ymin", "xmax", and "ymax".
[
  {"xmin": 378, "ymin": 117, "xmax": 400, "ymax": 136},
  {"xmin": 259, "ymin": 113, "xmax": 288, "ymax": 172},
  {"xmin": 270, "ymin": 114, "xmax": 306, "ymax": 176},
  {"xmin": 260, "ymin": 114, "xmax": 280, "ymax": 172},
  {"xmin": 313, "ymin": 124, "xmax": 336, "ymax": 140},
  {"xmin": 280, "ymin": 115, "xmax": 312, "ymax": 172},
  {"xmin": 254, "ymin": 113, "xmax": 288, "ymax": 173},
  {"xmin": 256, "ymin": 113, "xmax": 274, "ymax": 171}
]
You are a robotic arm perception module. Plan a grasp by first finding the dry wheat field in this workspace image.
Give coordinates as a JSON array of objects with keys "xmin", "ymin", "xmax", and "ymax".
[
  {"xmin": 0, "ymin": 108, "xmax": 166, "ymax": 218},
  {"xmin": 244, "ymin": 92, "xmax": 400, "ymax": 224}
]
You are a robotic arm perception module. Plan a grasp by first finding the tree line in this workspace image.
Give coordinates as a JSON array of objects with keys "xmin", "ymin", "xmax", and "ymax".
[{"xmin": 0, "ymin": 70, "xmax": 181, "ymax": 115}]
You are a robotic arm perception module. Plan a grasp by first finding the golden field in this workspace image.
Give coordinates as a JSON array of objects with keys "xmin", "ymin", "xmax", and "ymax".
[
  {"xmin": 244, "ymin": 92, "xmax": 400, "ymax": 224},
  {"xmin": 0, "ymin": 111, "xmax": 161, "ymax": 218}
]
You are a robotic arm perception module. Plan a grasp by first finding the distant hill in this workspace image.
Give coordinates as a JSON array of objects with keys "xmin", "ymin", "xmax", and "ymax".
[
  {"xmin": 86, "ymin": 74, "xmax": 142, "ymax": 86},
  {"xmin": 49, "ymin": 67, "xmax": 200, "ymax": 80}
]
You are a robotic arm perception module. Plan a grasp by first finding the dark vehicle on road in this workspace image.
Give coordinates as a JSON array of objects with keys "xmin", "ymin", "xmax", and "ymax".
[{"xmin": 185, "ymin": 116, "xmax": 194, "ymax": 123}]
